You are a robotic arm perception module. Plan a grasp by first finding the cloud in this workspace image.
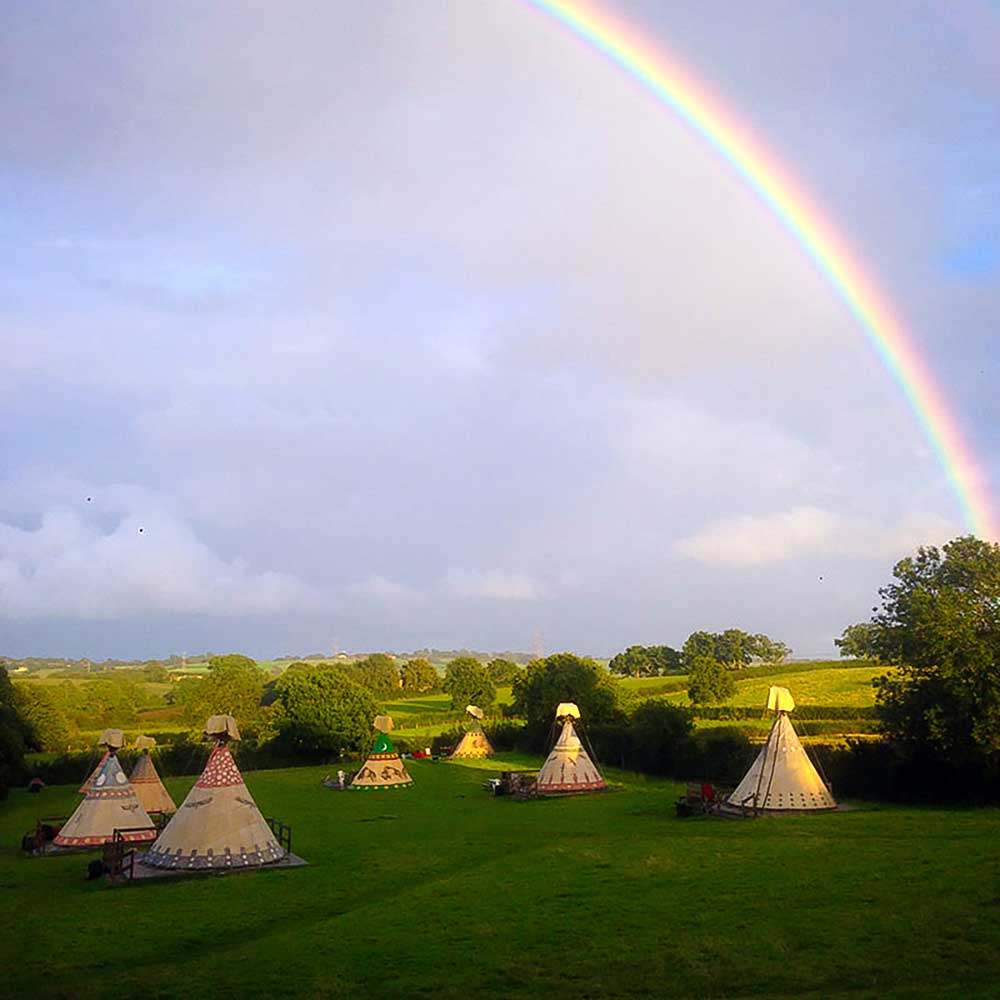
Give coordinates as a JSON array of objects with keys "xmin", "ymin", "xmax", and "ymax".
[
  {"xmin": 674, "ymin": 506, "xmax": 958, "ymax": 567},
  {"xmin": 0, "ymin": 506, "xmax": 322, "ymax": 619},
  {"xmin": 441, "ymin": 568, "xmax": 547, "ymax": 601},
  {"xmin": 348, "ymin": 568, "xmax": 551, "ymax": 607},
  {"xmin": 346, "ymin": 574, "xmax": 423, "ymax": 608}
]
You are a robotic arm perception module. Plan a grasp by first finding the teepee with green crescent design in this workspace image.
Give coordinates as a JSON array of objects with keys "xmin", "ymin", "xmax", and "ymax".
[{"xmin": 350, "ymin": 716, "xmax": 413, "ymax": 790}]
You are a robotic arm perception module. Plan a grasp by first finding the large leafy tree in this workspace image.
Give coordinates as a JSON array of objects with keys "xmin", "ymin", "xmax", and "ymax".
[
  {"xmin": 835, "ymin": 623, "xmax": 879, "ymax": 660},
  {"xmin": 271, "ymin": 665, "xmax": 377, "ymax": 756},
  {"xmin": 400, "ymin": 658, "xmax": 439, "ymax": 694},
  {"xmin": 442, "ymin": 657, "xmax": 495, "ymax": 712},
  {"xmin": 352, "ymin": 653, "xmax": 401, "ymax": 698},
  {"xmin": 184, "ymin": 654, "xmax": 266, "ymax": 734},
  {"xmin": 868, "ymin": 536, "xmax": 1000, "ymax": 763},
  {"xmin": 0, "ymin": 666, "xmax": 32, "ymax": 798},
  {"xmin": 13, "ymin": 683, "xmax": 70, "ymax": 751},
  {"xmin": 510, "ymin": 653, "xmax": 624, "ymax": 748},
  {"xmin": 687, "ymin": 655, "xmax": 736, "ymax": 706},
  {"xmin": 681, "ymin": 632, "xmax": 717, "ymax": 671},
  {"xmin": 486, "ymin": 658, "xmax": 522, "ymax": 685},
  {"xmin": 748, "ymin": 634, "xmax": 791, "ymax": 664},
  {"xmin": 608, "ymin": 645, "xmax": 681, "ymax": 677}
]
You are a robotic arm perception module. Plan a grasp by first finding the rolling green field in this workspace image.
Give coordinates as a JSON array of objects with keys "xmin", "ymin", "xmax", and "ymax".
[
  {"xmin": 2, "ymin": 758, "xmax": 998, "ymax": 999},
  {"xmin": 658, "ymin": 667, "xmax": 883, "ymax": 709}
]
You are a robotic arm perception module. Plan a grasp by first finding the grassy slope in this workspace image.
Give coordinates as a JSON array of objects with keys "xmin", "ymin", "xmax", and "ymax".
[
  {"xmin": 657, "ymin": 667, "xmax": 884, "ymax": 709},
  {"xmin": 2, "ymin": 762, "xmax": 999, "ymax": 999}
]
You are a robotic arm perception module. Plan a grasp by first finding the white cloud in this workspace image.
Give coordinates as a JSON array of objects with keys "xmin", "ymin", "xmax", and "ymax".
[
  {"xmin": 0, "ymin": 507, "xmax": 322, "ymax": 619},
  {"xmin": 441, "ymin": 568, "xmax": 547, "ymax": 601},
  {"xmin": 345, "ymin": 567, "xmax": 551, "ymax": 608},
  {"xmin": 674, "ymin": 506, "xmax": 959, "ymax": 567}
]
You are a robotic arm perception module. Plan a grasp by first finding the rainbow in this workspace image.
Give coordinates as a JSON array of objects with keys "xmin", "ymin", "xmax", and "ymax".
[{"xmin": 524, "ymin": 0, "xmax": 996, "ymax": 540}]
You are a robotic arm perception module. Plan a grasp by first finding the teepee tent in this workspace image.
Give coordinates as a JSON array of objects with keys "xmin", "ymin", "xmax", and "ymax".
[
  {"xmin": 351, "ymin": 716, "xmax": 413, "ymax": 790},
  {"xmin": 535, "ymin": 703, "xmax": 606, "ymax": 795},
  {"xmin": 450, "ymin": 705, "xmax": 494, "ymax": 760},
  {"xmin": 79, "ymin": 751, "xmax": 109, "ymax": 795},
  {"xmin": 725, "ymin": 686, "xmax": 837, "ymax": 814},
  {"xmin": 129, "ymin": 735, "xmax": 176, "ymax": 814},
  {"xmin": 142, "ymin": 716, "xmax": 285, "ymax": 870},
  {"xmin": 54, "ymin": 730, "xmax": 157, "ymax": 848}
]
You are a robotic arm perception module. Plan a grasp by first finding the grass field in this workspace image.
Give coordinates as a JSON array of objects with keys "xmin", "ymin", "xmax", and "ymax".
[
  {"xmin": 659, "ymin": 667, "xmax": 884, "ymax": 709},
  {"xmin": 2, "ymin": 758, "xmax": 999, "ymax": 999}
]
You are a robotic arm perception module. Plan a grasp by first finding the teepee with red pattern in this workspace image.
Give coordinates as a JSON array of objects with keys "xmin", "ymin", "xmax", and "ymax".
[{"xmin": 141, "ymin": 715, "xmax": 285, "ymax": 870}]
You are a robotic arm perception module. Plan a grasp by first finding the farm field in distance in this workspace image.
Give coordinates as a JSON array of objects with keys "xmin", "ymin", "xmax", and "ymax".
[
  {"xmin": 2, "ymin": 757, "xmax": 998, "ymax": 999},
  {"xmin": 14, "ymin": 660, "xmax": 886, "ymax": 754}
]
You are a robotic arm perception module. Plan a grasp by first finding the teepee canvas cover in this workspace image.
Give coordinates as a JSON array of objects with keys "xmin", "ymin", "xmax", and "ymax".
[
  {"xmin": 726, "ymin": 687, "xmax": 836, "ymax": 813},
  {"xmin": 351, "ymin": 716, "xmax": 413, "ymax": 790},
  {"xmin": 535, "ymin": 704, "xmax": 605, "ymax": 795},
  {"xmin": 129, "ymin": 737, "xmax": 176, "ymax": 814},
  {"xmin": 450, "ymin": 705, "xmax": 494, "ymax": 760},
  {"xmin": 54, "ymin": 752, "xmax": 157, "ymax": 847},
  {"xmin": 142, "ymin": 716, "xmax": 285, "ymax": 869},
  {"xmin": 79, "ymin": 751, "xmax": 109, "ymax": 795}
]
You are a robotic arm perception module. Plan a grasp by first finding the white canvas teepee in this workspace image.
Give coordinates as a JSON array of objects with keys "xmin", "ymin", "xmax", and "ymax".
[
  {"xmin": 726, "ymin": 687, "xmax": 837, "ymax": 813},
  {"xmin": 129, "ymin": 736, "xmax": 176, "ymax": 814},
  {"xmin": 450, "ymin": 705, "xmax": 494, "ymax": 760},
  {"xmin": 55, "ymin": 731, "xmax": 157, "ymax": 848},
  {"xmin": 535, "ymin": 703, "xmax": 605, "ymax": 795},
  {"xmin": 141, "ymin": 716, "xmax": 285, "ymax": 869},
  {"xmin": 351, "ymin": 716, "xmax": 413, "ymax": 790}
]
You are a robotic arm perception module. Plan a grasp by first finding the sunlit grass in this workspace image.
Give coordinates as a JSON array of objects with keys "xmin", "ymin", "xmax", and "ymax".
[{"xmin": 2, "ymin": 761, "xmax": 998, "ymax": 999}]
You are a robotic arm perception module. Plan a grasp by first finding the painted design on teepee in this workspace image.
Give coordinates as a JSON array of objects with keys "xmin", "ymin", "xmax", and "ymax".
[
  {"xmin": 129, "ymin": 747, "xmax": 177, "ymax": 815},
  {"xmin": 142, "ymin": 719, "xmax": 285, "ymax": 870},
  {"xmin": 351, "ymin": 730, "xmax": 413, "ymax": 790},
  {"xmin": 535, "ymin": 706, "xmax": 605, "ymax": 795},
  {"xmin": 450, "ymin": 706, "xmax": 494, "ymax": 760},
  {"xmin": 55, "ymin": 753, "xmax": 157, "ymax": 847},
  {"xmin": 726, "ymin": 687, "xmax": 837, "ymax": 813},
  {"xmin": 79, "ymin": 751, "xmax": 109, "ymax": 795}
]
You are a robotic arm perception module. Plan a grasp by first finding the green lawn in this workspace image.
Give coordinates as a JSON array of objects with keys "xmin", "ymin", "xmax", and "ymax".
[{"xmin": 2, "ymin": 760, "xmax": 998, "ymax": 999}]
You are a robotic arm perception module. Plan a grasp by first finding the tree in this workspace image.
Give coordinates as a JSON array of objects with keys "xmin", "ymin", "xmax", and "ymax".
[
  {"xmin": 352, "ymin": 654, "xmax": 401, "ymax": 698},
  {"xmin": 687, "ymin": 655, "xmax": 736, "ymax": 706},
  {"xmin": 143, "ymin": 662, "xmax": 170, "ymax": 682},
  {"xmin": 184, "ymin": 654, "xmax": 266, "ymax": 734},
  {"xmin": 713, "ymin": 629, "xmax": 753, "ymax": 670},
  {"xmin": 607, "ymin": 644, "xmax": 680, "ymax": 677},
  {"xmin": 400, "ymin": 658, "xmax": 439, "ymax": 694},
  {"xmin": 442, "ymin": 657, "xmax": 495, "ymax": 712},
  {"xmin": 487, "ymin": 658, "xmax": 521, "ymax": 685},
  {"xmin": 749, "ymin": 634, "xmax": 791, "ymax": 664},
  {"xmin": 681, "ymin": 632, "xmax": 717, "ymax": 671},
  {"xmin": 867, "ymin": 536, "xmax": 1000, "ymax": 763},
  {"xmin": 271, "ymin": 665, "xmax": 377, "ymax": 757},
  {"xmin": 628, "ymin": 700, "xmax": 695, "ymax": 773},
  {"xmin": 0, "ymin": 665, "xmax": 31, "ymax": 799},
  {"xmin": 835, "ymin": 623, "xmax": 879, "ymax": 660},
  {"xmin": 13, "ymin": 683, "xmax": 70, "ymax": 751},
  {"xmin": 509, "ymin": 653, "xmax": 625, "ymax": 748}
]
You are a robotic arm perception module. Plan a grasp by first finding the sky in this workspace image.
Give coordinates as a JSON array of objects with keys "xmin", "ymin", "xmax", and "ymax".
[{"xmin": 2, "ymin": 1, "xmax": 998, "ymax": 660}]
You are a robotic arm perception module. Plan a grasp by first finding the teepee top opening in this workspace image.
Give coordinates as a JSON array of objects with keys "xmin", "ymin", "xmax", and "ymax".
[
  {"xmin": 134, "ymin": 734, "xmax": 157, "ymax": 751},
  {"xmin": 373, "ymin": 715, "xmax": 394, "ymax": 733},
  {"xmin": 554, "ymin": 702, "xmax": 581, "ymax": 720},
  {"xmin": 98, "ymin": 728, "xmax": 125, "ymax": 751},
  {"xmin": 767, "ymin": 686, "xmax": 796, "ymax": 713},
  {"xmin": 204, "ymin": 715, "xmax": 240, "ymax": 741},
  {"xmin": 466, "ymin": 705, "xmax": 484, "ymax": 720}
]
